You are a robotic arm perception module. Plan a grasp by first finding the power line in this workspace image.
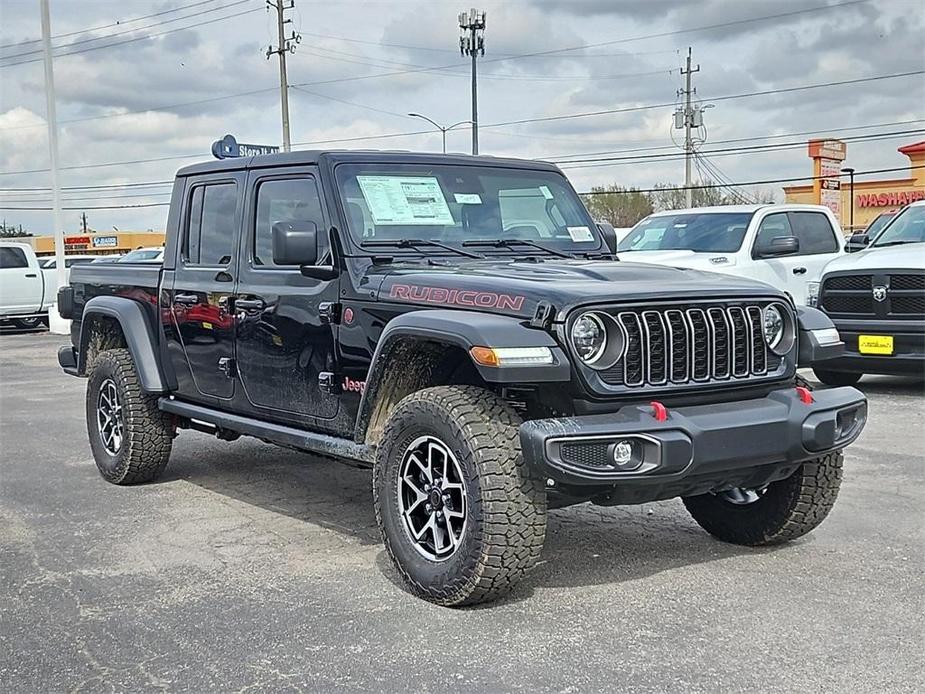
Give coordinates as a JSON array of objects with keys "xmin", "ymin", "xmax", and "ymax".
[
  {"xmin": 0, "ymin": 0, "xmax": 227, "ymax": 50},
  {"xmin": 0, "ymin": 4, "xmax": 263, "ymax": 67}
]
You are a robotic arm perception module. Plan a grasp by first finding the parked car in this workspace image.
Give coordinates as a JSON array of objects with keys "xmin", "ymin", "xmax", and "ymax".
[
  {"xmin": 58, "ymin": 151, "xmax": 865, "ymax": 606},
  {"xmin": 40, "ymin": 254, "xmax": 96, "ymax": 287},
  {"xmin": 91, "ymin": 254, "xmax": 124, "ymax": 263},
  {"xmin": 809, "ymin": 199, "xmax": 925, "ymax": 385},
  {"xmin": 618, "ymin": 204, "xmax": 844, "ymax": 304},
  {"xmin": 118, "ymin": 246, "xmax": 164, "ymax": 263},
  {"xmin": 0, "ymin": 242, "xmax": 53, "ymax": 329}
]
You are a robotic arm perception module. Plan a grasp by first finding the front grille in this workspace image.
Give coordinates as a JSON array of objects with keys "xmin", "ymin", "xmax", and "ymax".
[
  {"xmin": 820, "ymin": 272, "xmax": 925, "ymax": 320},
  {"xmin": 598, "ymin": 302, "xmax": 785, "ymax": 389}
]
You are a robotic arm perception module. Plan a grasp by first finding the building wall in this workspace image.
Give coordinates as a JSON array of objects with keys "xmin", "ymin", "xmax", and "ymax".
[
  {"xmin": 25, "ymin": 231, "xmax": 166, "ymax": 256},
  {"xmin": 785, "ymin": 141, "xmax": 925, "ymax": 233}
]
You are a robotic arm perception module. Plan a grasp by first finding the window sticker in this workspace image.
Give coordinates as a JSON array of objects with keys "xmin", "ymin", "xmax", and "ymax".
[
  {"xmin": 567, "ymin": 225, "xmax": 594, "ymax": 242},
  {"xmin": 357, "ymin": 176, "xmax": 454, "ymax": 225},
  {"xmin": 539, "ymin": 185, "xmax": 554, "ymax": 199},
  {"xmin": 454, "ymin": 193, "xmax": 482, "ymax": 204}
]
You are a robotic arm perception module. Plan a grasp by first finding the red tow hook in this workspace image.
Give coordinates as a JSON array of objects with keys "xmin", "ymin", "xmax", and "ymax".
[
  {"xmin": 795, "ymin": 386, "xmax": 814, "ymax": 404},
  {"xmin": 650, "ymin": 401, "xmax": 669, "ymax": 422}
]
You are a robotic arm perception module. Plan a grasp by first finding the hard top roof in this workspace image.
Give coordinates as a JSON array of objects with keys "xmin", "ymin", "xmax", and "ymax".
[{"xmin": 176, "ymin": 149, "xmax": 562, "ymax": 177}]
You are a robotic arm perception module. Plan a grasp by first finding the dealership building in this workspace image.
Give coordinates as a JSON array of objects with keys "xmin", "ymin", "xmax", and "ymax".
[
  {"xmin": 20, "ymin": 230, "xmax": 166, "ymax": 257},
  {"xmin": 784, "ymin": 139, "xmax": 925, "ymax": 232}
]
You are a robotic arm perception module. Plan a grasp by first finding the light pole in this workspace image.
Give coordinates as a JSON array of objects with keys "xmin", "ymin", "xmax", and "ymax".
[
  {"xmin": 841, "ymin": 167, "xmax": 856, "ymax": 231},
  {"xmin": 407, "ymin": 113, "xmax": 473, "ymax": 153}
]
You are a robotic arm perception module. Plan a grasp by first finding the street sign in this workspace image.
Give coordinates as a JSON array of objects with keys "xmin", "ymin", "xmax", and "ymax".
[{"xmin": 211, "ymin": 134, "xmax": 280, "ymax": 159}]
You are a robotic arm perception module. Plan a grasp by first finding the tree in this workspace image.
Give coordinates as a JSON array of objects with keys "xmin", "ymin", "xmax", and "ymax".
[
  {"xmin": 650, "ymin": 180, "xmax": 727, "ymax": 211},
  {"xmin": 581, "ymin": 184, "xmax": 653, "ymax": 227},
  {"xmin": 0, "ymin": 221, "xmax": 31, "ymax": 238}
]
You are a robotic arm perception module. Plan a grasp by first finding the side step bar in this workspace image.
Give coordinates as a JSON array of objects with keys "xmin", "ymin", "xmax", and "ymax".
[{"xmin": 158, "ymin": 397, "xmax": 374, "ymax": 465}]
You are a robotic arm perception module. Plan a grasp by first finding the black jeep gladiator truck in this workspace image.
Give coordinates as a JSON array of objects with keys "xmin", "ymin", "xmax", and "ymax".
[{"xmin": 59, "ymin": 151, "xmax": 868, "ymax": 606}]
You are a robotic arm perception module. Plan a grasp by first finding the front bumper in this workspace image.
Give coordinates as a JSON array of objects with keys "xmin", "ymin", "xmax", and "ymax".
[
  {"xmin": 520, "ymin": 386, "xmax": 866, "ymax": 497},
  {"xmin": 816, "ymin": 319, "xmax": 925, "ymax": 376}
]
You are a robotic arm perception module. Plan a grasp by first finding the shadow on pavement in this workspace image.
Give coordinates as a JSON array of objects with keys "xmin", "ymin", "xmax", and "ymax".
[{"xmin": 166, "ymin": 434, "xmax": 763, "ymax": 600}]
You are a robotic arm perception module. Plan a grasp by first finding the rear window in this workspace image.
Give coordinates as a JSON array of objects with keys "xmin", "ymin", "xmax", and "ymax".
[{"xmin": 184, "ymin": 182, "xmax": 237, "ymax": 265}]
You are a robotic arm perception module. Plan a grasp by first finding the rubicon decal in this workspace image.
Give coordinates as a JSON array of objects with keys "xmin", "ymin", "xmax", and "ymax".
[{"xmin": 390, "ymin": 283, "xmax": 525, "ymax": 311}]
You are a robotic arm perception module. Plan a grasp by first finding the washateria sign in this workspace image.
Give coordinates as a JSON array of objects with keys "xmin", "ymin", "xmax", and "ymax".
[{"xmin": 856, "ymin": 190, "xmax": 925, "ymax": 207}]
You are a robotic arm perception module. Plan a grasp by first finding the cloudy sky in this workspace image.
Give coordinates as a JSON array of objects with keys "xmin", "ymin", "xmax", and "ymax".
[{"xmin": 1, "ymin": 0, "xmax": 923, "ymax": 234}]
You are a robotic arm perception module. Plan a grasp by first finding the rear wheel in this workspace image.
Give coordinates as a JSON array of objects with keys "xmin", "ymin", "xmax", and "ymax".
[
  {"xmin": 682, "ymin": 451, "xmax": 844, "ymax": 546},
  {"xmin": 12, "ymin": 316, "xmax": 44, "ymax": 330},
  {"xmin": 373, "ymin": 385, "xmax": 547, "ymax": 606},
  {"xmin": 812, "ymin": 368, "xmax": 862, "ymax": 387},
  {"xmin": 86, "ymin": 348, "xmax": 174, "ymax": 484}
]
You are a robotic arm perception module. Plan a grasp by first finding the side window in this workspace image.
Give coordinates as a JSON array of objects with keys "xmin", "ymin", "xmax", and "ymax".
[
  {"xmin": 754, "ymin": 213, "xmax": 793, "ymax": 249},
  {"xmin": 183, "ymin": 182, "xmax": 237, "ymax": 265},
  {"xmin": 790, "ymin": 212, "xmax": 838, "ymax": 255},
  {"xmin": 0, "ymin": 247, "xmax": 28, "ymax": 269},
  {"xmin": 253, "ymin": 177, "xmax": 324, "ymax": 267}
]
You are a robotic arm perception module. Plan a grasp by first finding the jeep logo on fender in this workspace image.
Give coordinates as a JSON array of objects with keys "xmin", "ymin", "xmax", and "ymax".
[{"xmin": 389, "ymin": 283, "xmax": 525, "ymax": 311}]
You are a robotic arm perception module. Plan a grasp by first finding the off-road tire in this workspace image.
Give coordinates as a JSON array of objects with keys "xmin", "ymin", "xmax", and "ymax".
[
  {"xmin": 812, "ymin": 368, "xmax": 862, "ymax": 387},
  {"xmin": 373, "ymin": 385, "xmax": 547, "ymax": 606},
  {"xmin": 682, "ymin": 451, "xmax": 844, "ymax": 546},
  {"xmin": 86, "ymin": 348, "xmax": 174, "ymax": 484}
]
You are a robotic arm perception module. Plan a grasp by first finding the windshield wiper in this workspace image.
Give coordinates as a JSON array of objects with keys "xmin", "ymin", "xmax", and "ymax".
[
  {"xmin": 462, "ymin": 238, "xmax": 574, "ymax": 259},
  {"xmin": 871, "ymin": 240, "xmax": 920, "ymax": 248},
  {"xmin": 361, "ymin": 238, "xmax": 482, "ymax": 259}
]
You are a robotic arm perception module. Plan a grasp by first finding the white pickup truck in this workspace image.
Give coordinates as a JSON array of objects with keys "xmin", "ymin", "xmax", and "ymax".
[
  {"xmin": 618, "ymin": 204, "xmax": 845, "ymax": 305},
  {"xmin": 0, "ymin": 241, "xmax": 55, "ymax": 329}
]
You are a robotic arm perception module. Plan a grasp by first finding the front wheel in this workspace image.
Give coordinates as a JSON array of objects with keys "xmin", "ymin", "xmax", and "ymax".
[
  {"xmin": 12, "ymin": 316, "xmax": 45, "ymax": 330},
  {"xmin": 86, "ymin": 348, "xmax": 174, "ymax": 484},
  {"xmin": 813, "ymin": 368, "xmax": 862, "ymax": 387},
  {"xmin": 373, "ymin": 386, "xmax": 547, "ymax": 606},
  {"xmin": 682, "ymin": 451, "xmax": 844, "ymax": 546}
]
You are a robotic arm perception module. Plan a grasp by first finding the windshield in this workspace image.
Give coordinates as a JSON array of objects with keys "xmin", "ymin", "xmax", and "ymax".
[
  {"xmin": 864, "ymin": 212, "xmax": 895, "ymax": 237},
  {"xmin": 619, "ymin": 212, "xmax": 755, "ymax": 253},
  {"xmin": 870, "ymin": 204, "xmax": 925, "ymax": 247},
  {"xmin": 334, "ymin": 163, "xmax": 601, "ymax": 253},
  {"xmin": 119, "ymin": 248, "xmax": 162, "ymax": 262}
]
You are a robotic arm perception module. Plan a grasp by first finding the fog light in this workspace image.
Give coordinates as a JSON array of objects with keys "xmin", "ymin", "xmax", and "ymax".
[{"xmin": 610, "ymin": 439, "xmax": 642, "ymax": 471}]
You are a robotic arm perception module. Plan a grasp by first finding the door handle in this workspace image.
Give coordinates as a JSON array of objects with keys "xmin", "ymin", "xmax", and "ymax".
[
  {"xmin": 25, "ymin": 273, "xmax": 37, "ymax": 278},
  {"xmin": 174, "ymin": 293, "xmax": 199, "ymax": 305},
  {"xmin": 234, "ymin": 297, "xmax": 265, "ymax": 311},
  {"xmin": 792, "ymin": 267, "xmax": 807, "ymax": 275}
]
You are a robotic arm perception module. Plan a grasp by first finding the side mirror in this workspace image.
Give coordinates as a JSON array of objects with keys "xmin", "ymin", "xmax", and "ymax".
[
  {"xmin": 845, "ymin": 232, "xmax": 869, "ymax": 253},
  {"xmin": 597, "ymin": 222, "xmax": 618, "ymax": 256},
  {"xmin": 756, "ymin": 235, "xmax": 800, "ymax": 258},
  {"xmin": 272, "ymin": 221, "xmax": 318, "ymax": 266}
]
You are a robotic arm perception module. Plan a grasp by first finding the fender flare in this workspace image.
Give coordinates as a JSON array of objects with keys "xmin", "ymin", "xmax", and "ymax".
[
  {"xmin": 354, "ymin": 309, "xmax": 570, "ymax": 442},
  {"xmin": 795, "ymin": 305, "xmax": 844, "ymax": 367},
  {"xmin": 78, "ymin": 296, "xmax": 168, "ymax": 392}
]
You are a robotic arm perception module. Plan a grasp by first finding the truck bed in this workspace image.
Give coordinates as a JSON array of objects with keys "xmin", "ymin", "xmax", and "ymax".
[{"xmin": 69, "ymin": 263, "xmax": 162, "ymax": 324}]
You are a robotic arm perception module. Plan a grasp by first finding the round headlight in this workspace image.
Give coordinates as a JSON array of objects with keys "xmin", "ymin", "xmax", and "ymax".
[
  {"xmin": 571, "ymin": 312, "xmax": 606, "ymax": 364},
  {"xmin": 762, "ymin": 304, "xmax": 794, "ymax": 355}
]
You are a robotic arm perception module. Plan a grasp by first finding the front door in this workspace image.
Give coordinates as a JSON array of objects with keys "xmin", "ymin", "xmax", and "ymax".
[
  {"xmin": 167, "ymin": 175, "xmax": 242, "ymax": 400},
  {"xmin": 0, "ymin": 246, "xmax": 43, "ymax": 312},
  {"xmin": 234, "ymin": 168, "xmax": 340, "ymax": 419},
  {"xmin": 753, "ymin": 211, "xmax": 842, "ymax": 304}
]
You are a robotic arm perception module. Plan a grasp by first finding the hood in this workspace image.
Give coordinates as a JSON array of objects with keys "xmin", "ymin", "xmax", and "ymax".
[
  {"xmin": 615, "ymin": 249, "xmax": 738, "ymax": 271},
  {"xmin": 821, "ymin": 242, "xmax": 925, "ymax": 275},
  {"xmin": 372, "ymin": 257, "xmax": 783, "ymax": 319}
]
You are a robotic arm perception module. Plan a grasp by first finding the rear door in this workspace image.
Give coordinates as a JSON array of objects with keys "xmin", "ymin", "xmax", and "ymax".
[
  {"xmin": 0, "ymin": 246, "xmax": 43, "ymax": 313},
  {"xmin": 751, "ymin": 211, "xmax": 841, "ymax": 304},
  {"xmin": 233, "ymin": 167, "xmax": 340, "ymax": 420},
  {"xmin": 166, "ymin": 175, "xmax": 242, "ymax": 401}
]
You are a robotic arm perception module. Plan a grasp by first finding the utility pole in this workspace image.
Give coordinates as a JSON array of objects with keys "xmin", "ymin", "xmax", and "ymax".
[
  {"xmin": 677, "ymin": 47, "xmax": 700, "ymax": 208},
  {"xmin": 459, "ymin": 8, "xmax": 486, "ymax": 156},
  {"xmin": 266, "ymin": 0, "xmax": 301, "ymax": 152},
  {"xmin": 81, "ymin": 212, "xmax": 88, "ymax": 233},
  {"xmin": 40, "ymin": 0, "xmax": 68, "ymax": 334}
]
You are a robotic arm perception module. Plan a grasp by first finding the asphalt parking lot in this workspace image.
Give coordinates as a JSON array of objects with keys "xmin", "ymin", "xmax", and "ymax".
[{"xmin": 1, "ymin": 329, "xmax": 923, "ymax": 693}]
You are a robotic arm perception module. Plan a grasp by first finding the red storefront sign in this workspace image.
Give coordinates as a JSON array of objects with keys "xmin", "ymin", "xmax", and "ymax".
[{"xmin": 856, "ymin": 190, "xmax": 925, "ymax": 207}]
